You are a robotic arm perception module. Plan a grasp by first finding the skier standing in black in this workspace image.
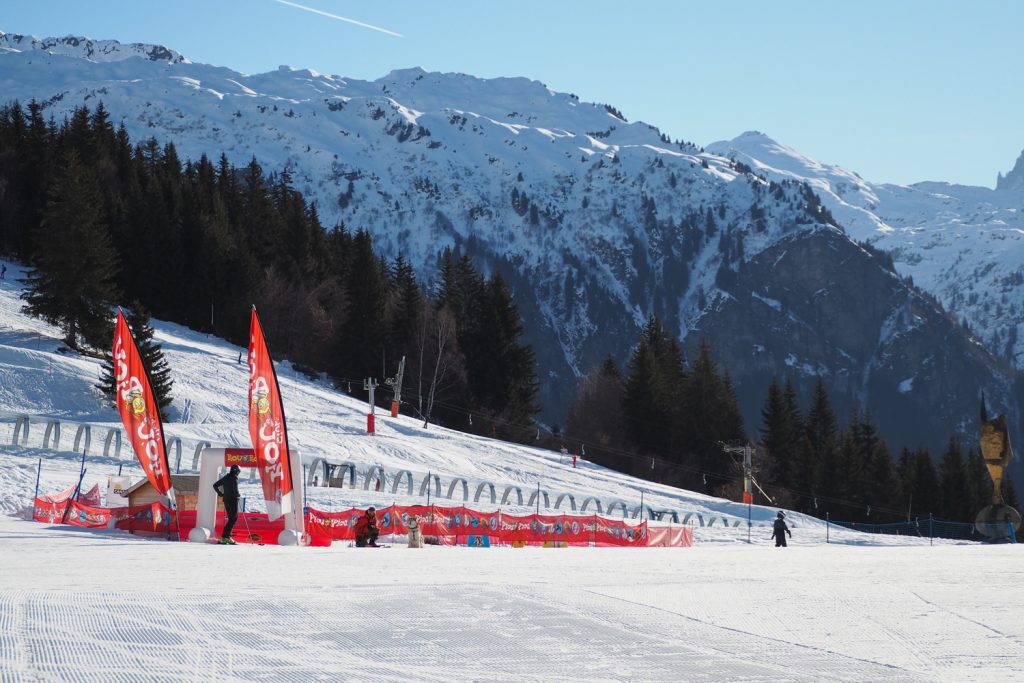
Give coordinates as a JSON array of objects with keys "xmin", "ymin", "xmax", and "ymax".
[
  {"xmin": 213, "ymin": 464, "xmax": 241, "ymax": 545},
  {"xmin": 772, "ymin": 511, "xmax": 792, "ymax": 547}
]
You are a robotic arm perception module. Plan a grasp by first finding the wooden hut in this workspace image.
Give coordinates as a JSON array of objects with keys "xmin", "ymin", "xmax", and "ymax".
[{"xmin": 123, "ymin": 474, "xmax": 221, "ymax": 512}]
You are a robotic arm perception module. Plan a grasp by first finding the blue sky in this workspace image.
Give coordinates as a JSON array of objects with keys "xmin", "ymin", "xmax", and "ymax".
[{"xmin": 5, "ymin": 1, "xmax": 1022, "ymax": 187}]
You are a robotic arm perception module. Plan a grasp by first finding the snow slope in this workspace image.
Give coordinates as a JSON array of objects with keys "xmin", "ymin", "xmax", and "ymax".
[{"xmin": 3, "ymin": 259, "xmax": 1024, "ymax": 681}]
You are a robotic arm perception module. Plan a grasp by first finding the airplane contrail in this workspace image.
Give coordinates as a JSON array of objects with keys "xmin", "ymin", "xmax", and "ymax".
[{"xmin": 272, "ymin": 0, "xmax": 403, "ymax": 38}]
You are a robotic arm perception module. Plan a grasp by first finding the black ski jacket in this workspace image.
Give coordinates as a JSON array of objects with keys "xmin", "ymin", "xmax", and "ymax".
[
  {"xmin": 772, "ymin": 518, "xmax": 791, "ymax": 537},
  {"xmin": 213, "ymin": 471, "xmax": 240, "ymax": 501}
]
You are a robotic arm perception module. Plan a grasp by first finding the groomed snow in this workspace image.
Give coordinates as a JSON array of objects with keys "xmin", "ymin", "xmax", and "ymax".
[{"xmin": 1, "ymin": 256, "xmax": 1023, "ymax": 681}]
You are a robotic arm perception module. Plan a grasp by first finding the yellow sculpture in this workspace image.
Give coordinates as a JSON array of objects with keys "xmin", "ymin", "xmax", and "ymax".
[
  {"xmin": 979, "ymin": 401, "xmax": 1013, "ymax": 505},
  {"xmin": 977, "ymin": 398, "xmax": 1021, "ymax": 540}
]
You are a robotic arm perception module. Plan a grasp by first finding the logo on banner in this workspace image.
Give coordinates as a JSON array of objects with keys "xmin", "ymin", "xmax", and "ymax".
[
  {"xmin": 224, "ymin": 449, "xmax": 258, "ymax": 467},
  {"xmin": 125, "ymin": 382, "xmax": 147, "ymax": 416},
  {"xmin": 252, "ymin": 376, "xmax": 271, "ymax": 418}
]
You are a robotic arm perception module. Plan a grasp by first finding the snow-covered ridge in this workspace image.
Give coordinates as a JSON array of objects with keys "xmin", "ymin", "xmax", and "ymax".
[
  {"xmin": 0, "ymin": 32, "xmax": 189, "ymax": 64},
  {"xmin": 709, "ymin": 131, "xmax": 1024, "ymax": 370}
]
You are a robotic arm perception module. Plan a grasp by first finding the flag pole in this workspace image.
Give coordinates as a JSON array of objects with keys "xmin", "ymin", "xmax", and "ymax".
[{"xmin": 32, "ymin": 457, "xmax": 42, "ymax": 503}]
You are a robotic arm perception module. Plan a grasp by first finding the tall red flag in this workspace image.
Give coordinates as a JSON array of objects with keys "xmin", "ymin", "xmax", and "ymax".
[
  {"xmin": 248, "ymin": 307, "xmax": 295, "ymax": 521},
  {"xmin": 113, "ymin": 309, "xmax": 172, "ymax": 494}
]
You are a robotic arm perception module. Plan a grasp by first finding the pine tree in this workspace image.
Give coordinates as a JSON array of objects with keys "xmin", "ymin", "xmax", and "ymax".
[
  {"xmin": 806, "ymin": 376, "xmax": 840, "ymax": 504},
  {"xmin": 624, "ymin": 317, "xmax": 681, "ymax": 457},
  {"xmin": 565, "ymin": 356, "xmax": 627, "ymax": 471},
  {"xmin": 677, "ymin": 337, "xmax": 746, "ymax": 491},
  {"xmin": 474, "ymin": 273, "xmax": 539, "ymax": 440},
  {"xmin": 937, "ymin": 437, "xmax": 971, "ymax": 521},
  {"xmin": 127, "ymin": 302, "xmax": 174, "ymax": 420},
  {"xmin": 965, "ymin": 447, "xmax": 992, "ymax": 512},
  {"xmin": 335, "ymin": 228, "xmax": 387, "ymax": 381},
  {"xmin": 96, "ymin": 303, "xmax": 174, "ymax": 419},
  {"xmin": 21, "ymin": 148, "xmax": 120, "ymax": 350},
  {"xmin": 760, "ymin": 377, "xmax": 802, "ymax": 502},
  {"xmin": 897, "ymin": 447, "xmax": 939, "ymax": 519}
]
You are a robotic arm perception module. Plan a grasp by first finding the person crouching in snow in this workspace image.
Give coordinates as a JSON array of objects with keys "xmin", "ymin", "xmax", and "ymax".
[
  {"xmin": 213, "ymin": 464, "xmax": 241, "ymax": 545},
  {"xmin": 772, "ymin": 511, "xmax": 792, "ymax": 547},
  {"xmin": 354, "ymin": 507, "xmax": 380, "ymax": 547},
  {"xmin": 406, "ymin": 517, "xmax": 424, "ymax": 548}
]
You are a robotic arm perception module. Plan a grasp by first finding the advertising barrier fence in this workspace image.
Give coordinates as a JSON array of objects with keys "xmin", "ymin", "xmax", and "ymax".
[
  {"xmin": 32, "ymin": 494, "xmax": 693, "ymax": 548},
  {"xmin": 33, "ymin": 495, "xmax": 174, "ymax": 534}
]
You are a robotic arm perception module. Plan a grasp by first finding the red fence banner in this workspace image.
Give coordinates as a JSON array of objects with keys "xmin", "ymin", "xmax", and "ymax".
[
  {"xmin": 646, "ymin": 526, "xmax": 694, "ymax": 547},
  {"xmin": 79, "ymin": 484, "xmax": 102, "ymax": 506},
  {"xmin": 37, "ymin": 486, "xmax": 75, "ymax": 505},
  {"xmin": 32, "ymin": 497, "xmax": 688, "ymax": 548},
  {"xmin": 247, "ymin": 307, "xmax": 295, "ymax": 521},
  {"xmin": 302, "ymin": 505, "xmax": 667, "ymax": 547},
  {"xmin": 33, "ymin": 496, "xmax": 174, "ymax": 533},
  {"xmin": 113, "ymin": 309, "xmax": 172, "ymax": 494}
]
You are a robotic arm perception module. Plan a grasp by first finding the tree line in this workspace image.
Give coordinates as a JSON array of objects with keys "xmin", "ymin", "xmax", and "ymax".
[
  {"xmin": 1, "ymin": 101, "xmax": 1014, "ymax": 523},
  {"xmin": 563, "ymin": 316, "xmax": 1018, "ymax": 525},
  {"xmin": 0, "ymin": 101, "xmax": 538, "ymax": 437}
]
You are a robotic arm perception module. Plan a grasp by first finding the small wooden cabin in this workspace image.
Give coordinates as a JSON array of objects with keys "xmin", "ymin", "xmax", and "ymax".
[{"xmin": 124, "ymin": 474, "xmax": 222, "ymax": 512}]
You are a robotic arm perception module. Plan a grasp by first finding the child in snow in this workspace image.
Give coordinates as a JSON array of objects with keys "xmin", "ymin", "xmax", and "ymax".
[
  {"xmin": 772, "ymin": 511, "xmax": 792, "ymax": 547},
  {"xmin": 213, "ymin": 464, "xmax": 241, "ymax": 545},
  {"xmin": 354, "ymin": 507, "xmax": 380, "ymax": 547}
]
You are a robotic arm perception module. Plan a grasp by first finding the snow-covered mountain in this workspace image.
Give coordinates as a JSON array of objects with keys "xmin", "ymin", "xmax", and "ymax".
[
  {"xmin": 708, "ymin": 131, "xmax": 1024, "ymax": 371},
  {"xmin": 1, "ymin": 32, "xmax": 1019, "ymax": 457}
]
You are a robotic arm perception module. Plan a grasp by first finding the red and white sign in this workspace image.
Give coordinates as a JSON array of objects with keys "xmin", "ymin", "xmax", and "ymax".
[
  {"xmin": 247, "ymin": 307, "xmax": 295, "ymax": 521},
  {"xmin": 113, "ymin": 310, "xmax": 171, "ymax": 494}
]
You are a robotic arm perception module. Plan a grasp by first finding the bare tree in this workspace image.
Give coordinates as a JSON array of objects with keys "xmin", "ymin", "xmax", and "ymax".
[{"xmin": 421, "ymin": 306, "xmax": 460, "ymax": 429}]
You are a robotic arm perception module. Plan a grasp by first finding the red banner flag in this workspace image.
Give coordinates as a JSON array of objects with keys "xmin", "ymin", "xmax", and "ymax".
[
  {"xmin": 247, "ymin": 307, "xmax": 295, "ymax": 521},
  {"xmin": 113, "ymin": 309, "xmax": 172, "ymax": 494}
]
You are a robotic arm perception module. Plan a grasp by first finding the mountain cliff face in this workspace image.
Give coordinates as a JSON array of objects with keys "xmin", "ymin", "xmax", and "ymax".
[
  {"xmin": 708, "ymin": 131, "xmax": 1024, "ymax": 372},
  {"xmin": 997, "ymin": 150, "xmax": 1024, "ymax": 192},
  {"xmin": 1, "ymin": 32, "xmax": 1019, "ymax": 456}
]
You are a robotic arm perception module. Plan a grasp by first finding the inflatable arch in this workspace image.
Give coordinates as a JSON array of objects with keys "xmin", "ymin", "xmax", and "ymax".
[
  {"xmin": 188, "ymin": 447, "xmax": 305, "ymax": 546},
  {"xmin": 190, "ymin": 441, "xmax": 212, "ymax": 470},
  {"xmin": 363, "ymin": 464, "xmax": 386, "ymax": 491},
  {"xmin": 103, "ymin": 427, "xmax": 121, "ymax": 460},
  {"xmin": 43, "ymin": 420, "xmax": 60, "ymax": 450},
  {"xmin": 12, "ymin": 416, "xmax": 30, "ymax": 446},
  {"xmin": 474, "ymin": 481, "xmax": 496, "ymax": 504},
  {"xmin": 391, "ymin": 469, "xmax": 414, "ymax": 496},
  {"xmin": 166, "ymin": 437, "xmax": 182, "ymax": 472},
  {"xmin": 73, "ymin": 424, "xmax": 91, "ymax": 456},
  {"xmin": 447, "ymin": 478, "xmax": 469, "ymax": 501},
  {"xmin": 652, "ymin": 508, "xmax": 680, "ymax": 523},
  {"xmin": 579, "ymin": 496, "xmax": 603, "ymax": 514},
  {"xmin": 682, "ymin": 512, "xmax": 705, "ymax": 527},
  {"xmin": 605, "ymin": 500, "xmax": 629, "ymax": 518},
  {"xmin": 500, "ymin": 485, "xmax": 523, "ymax": 506},
  {"xmin": 553, "ymin": 492, "xmax": 577, "ymax": 511},
  {"xmin": 419, "ymin": 473, "xmax": 442, "ymax": 499},
  {"xmin": 304, "ymin": 458, "xmax": 358, "ymax": 488},
  {"xmin": 527, "ymin": 488, "xmax": 550, "ymax": 509},
  {"xmin": 631, "ymin": 504, "xmax": 657, "ymax": 520}
]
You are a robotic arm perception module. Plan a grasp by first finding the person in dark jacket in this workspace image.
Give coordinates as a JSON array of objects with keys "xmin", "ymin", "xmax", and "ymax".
[
  {"xmin": 772, "ymin": 511, "xmax": 792, "ymax": 547},
  {"xmin": 213, "ymin": 464, "xmax": 241, "ymax": 545},
  {"xmin": 354, "ymin": 507, "xmax": 379, "ymax": 547}
]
